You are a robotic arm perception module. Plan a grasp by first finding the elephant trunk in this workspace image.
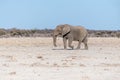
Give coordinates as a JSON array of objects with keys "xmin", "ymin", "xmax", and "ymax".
[{"xmin": 53, "ymin": 34, "xmax": 57, "ymax": 47}]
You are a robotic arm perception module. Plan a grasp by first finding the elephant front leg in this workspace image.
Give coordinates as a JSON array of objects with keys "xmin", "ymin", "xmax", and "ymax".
[
  {"xmin": 68, "ymin": 38, "xmax": 74, "ymax": 49},
  {"xmin": 83, "ymin": 38, "xmax": 88, "ymax": 50},
  {"xmin": 76, "ymin": 41, "xmax": 81, "ymax": 49},
  {"xmin": 63, "ymin": 38, "xmax": 67, "ymax": 49},
  {"xmin": 84, "ymin": 43, "xmax": 88, "ymax": 50}
]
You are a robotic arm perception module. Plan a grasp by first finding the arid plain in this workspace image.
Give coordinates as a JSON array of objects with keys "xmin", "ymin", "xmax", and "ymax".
[{"xmin": 0, "ymin": 37, "xmax": 120, "ymax": 80}]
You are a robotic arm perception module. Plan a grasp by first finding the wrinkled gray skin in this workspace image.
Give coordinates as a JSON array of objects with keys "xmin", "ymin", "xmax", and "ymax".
[{"xmin": 53, "ymin": 24, "xmax": 88, "ymax": 50}]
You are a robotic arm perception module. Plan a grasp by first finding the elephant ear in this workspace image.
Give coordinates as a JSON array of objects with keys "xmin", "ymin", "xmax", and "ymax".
[{"xmin": 62, "ymin": 25, "xmax": 70, "ymax": 37}]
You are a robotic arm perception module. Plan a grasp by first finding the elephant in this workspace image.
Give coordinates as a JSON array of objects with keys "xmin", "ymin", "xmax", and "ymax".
[{"xmin": 53, "ymin": 24, "xmax": 88, "ymax": 50}]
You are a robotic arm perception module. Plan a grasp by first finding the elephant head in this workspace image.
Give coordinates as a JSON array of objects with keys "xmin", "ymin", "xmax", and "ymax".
[{"xmin": 53, "ymin": 24, "xmax": 71, "ymax": 47}]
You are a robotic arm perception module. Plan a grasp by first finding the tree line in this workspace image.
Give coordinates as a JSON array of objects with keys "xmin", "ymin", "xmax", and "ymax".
[{"xmin": 0, "ymin": 28, "xmax": 120, "ymax": 38}]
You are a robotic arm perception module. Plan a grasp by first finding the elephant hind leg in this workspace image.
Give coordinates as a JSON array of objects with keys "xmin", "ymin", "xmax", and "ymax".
[
  {"xmin": 63, "ymin": 38, "xmax": 67, "ymax": 49},
  {"xmin": 83, "ymin": 38, "xmax": 88, "ymax": 50},
  {"xmin": 76, "ymin": 40, "xmax": 81, "ymax": 49},
  {"xmin": 68, "ymin": 38, "xmax": 74, "ymax": 49}
]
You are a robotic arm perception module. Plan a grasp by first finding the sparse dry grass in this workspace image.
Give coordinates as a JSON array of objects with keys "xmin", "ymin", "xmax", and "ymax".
[
  {"xmin": 0, "ymin": 37, "xmax": 119, "ymax": 47},
  {"xmin": 0, "ymin": 37, "xmax": 53, "ymax": 46},
  {"xmin": 0, "ymin": 37, "xmax": 120, "ymax": 80}
]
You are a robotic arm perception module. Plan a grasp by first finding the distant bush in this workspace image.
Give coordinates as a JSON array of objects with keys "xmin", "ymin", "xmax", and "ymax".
[
  {"xmin": 87, "ymin": 30, "xmax": 119, "ymax": 37},
  {"xmin": 0, "ymin": 29, "xmax": 6, "ymax": 36},
  {"xmin": 116, "ymin": 31, "xmax": 120, "ymax": 38}
]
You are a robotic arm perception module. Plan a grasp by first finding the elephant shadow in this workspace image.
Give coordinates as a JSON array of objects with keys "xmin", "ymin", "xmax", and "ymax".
[
  {"xmin": 52, "ymin": 48, "xmax": 74, "ymax": 50},
  {"xmin": 52, "ymin": 48, "xmax": 87, "ymax": 50}
]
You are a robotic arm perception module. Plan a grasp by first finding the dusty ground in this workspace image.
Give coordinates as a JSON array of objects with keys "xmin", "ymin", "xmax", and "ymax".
[{"xmin": 0, "ymin": 37, "xmax": 120, "ymax": 80}]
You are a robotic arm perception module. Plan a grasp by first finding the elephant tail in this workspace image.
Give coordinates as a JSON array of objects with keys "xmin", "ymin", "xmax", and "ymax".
[{"xmin": 82, "ymin": 33, "xmax": 88, "ymax": 42}]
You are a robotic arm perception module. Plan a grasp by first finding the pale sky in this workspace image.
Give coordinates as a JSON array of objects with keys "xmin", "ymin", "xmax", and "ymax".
[{"xmin": 0, "ymin": 0, "xmax": 120, "ymax": 30}]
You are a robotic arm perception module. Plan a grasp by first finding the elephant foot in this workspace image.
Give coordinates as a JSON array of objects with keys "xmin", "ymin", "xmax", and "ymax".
[
  {"xmin": 64, "ymin": 48, "xmax": 67, "ymax": 50},
  {"xmin": 85, "ymin": 47, "xmax": 88, "ymax": 50},
  {"xmin": 71, "ymin": 46, "xmax": 74, "ymax": 49},
  {"xmin": 64, "ymin": 47, "xmax": 67, "ymax": 50},
  {"xmin": 68, "ymin": 46, "xmax": 73, "ymax": 49},
  {"xmin": 76, "ymin": 46, "xmax": 80, "ymax": 49},
  {"xmin": 54, "ymin": 45, "xmax": 57, "ymax": 47}
]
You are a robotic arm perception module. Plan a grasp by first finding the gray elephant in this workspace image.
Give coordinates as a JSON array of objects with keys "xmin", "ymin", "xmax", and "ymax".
[{"xmin": 53, "ymin": 24, "xmax": 88, "ymax": 50}]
